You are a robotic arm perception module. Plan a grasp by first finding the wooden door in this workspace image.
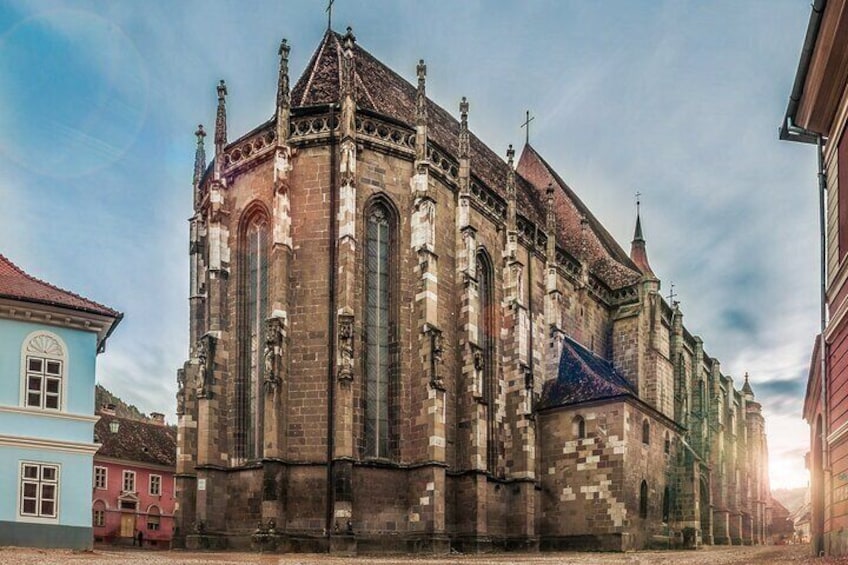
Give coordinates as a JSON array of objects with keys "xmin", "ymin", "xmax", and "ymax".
[{"xmin": 120, "ymin": 513, "xmax": 134, "ymax": 538}]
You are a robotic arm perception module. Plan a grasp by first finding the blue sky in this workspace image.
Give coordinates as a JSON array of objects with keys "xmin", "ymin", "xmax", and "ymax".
[{"xmin": 0, "ymin": 1, "xmax": 817, "ymax": 488}]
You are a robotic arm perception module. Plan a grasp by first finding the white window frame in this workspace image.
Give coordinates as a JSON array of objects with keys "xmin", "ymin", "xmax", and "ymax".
[
  {"xmin": 93, "ymin": 507, "xmax": 105, "ymax": 527},
  {"xmin": 94, "ymin": 466, "xmax": 108, "ymax": 489},
  {"xmin": 146, "ymin": 505, "xmax": 161, "ymax": 531},
  {"xmin": 149, "ymin": 474, "xmax": 162, "ymax": 496},
  {"xmin": 122, "ymin": 470, "xmax": 136, "ymax": 493},
  {"xmin": 19, "ymin": 331, "xmax": 67, "ymax": 412},
  {"xmin": 18, "ymin": 461, "xmax": 60, "ymax": 522}
]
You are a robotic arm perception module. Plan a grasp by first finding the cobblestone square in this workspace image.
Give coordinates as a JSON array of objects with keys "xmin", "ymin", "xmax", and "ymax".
[{"xmin": 0, "ymin": 544, "xmax": 840, "ymax": 565}]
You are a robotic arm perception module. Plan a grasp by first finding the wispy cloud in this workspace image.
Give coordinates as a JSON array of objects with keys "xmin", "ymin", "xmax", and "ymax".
[{"xmin": 0, "ymin": 0, "xmax": 817, "ymax": 488}]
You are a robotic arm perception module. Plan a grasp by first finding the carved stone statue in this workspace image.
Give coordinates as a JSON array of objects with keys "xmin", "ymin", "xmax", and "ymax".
[
  {"xmin": 338, "ymin": 314, "xmax": 354, "ymax": 382},
  {"xmin": 196, "ymin": 338, "xmax": 209, "ymax": 398},
  {"xmin": 263, "ymin": 317, "xmax": 284, "ymax": 394},
  {"xmin": 428, "ymin": 326, "xmax": 445, "ymax": 391},
  {"xmin": 176, "ymin": 368, "xmax": 186, "ymax": 415}
]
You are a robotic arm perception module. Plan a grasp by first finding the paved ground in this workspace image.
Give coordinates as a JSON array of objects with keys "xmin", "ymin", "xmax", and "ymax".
[{"xmin": 0, "ymin": 543, "xmax": 841, "ymax": 565}]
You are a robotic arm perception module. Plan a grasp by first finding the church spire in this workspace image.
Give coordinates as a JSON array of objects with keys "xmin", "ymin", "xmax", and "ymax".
[
  {"xmin": 276, "ymin": 38, "xmax": 291, "ymax": 143},
  {"xmin": 193, "ymin": 124, "xmax": 206, "ymax": 189},
  {"xmin": 630, "ymin": 196, "xmax": 655, "ymax": 277},
  {"xmin": 415, "ymin": 59, "xmax": 428, "ymax": 163},
  {"xmin": 458, "ymin": 97, "xmax": 470, "ymax": 195},
  {"xmin": 340, "ymin": 27, "xmax": 356, "ymax": 140},
  {"xmin": 742, "ymin": 372, "xmax": 754, "ymax": 400},
  {"xmin": 214, "ymin": 80, "xmax": 228, "ymax": 179}
]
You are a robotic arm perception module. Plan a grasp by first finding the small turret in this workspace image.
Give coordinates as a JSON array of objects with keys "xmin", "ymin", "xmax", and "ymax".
[
  {"xmin": 742, "ymin": 372, "xmax": 755, "ymax": 401},
  {"xmin": 415, "ymin": 59, "xmax": 428, "ymax": 163},
  {"xmin": 276, "ymin": 38, "xmax": 291, "ymax": 143},
  {"xmin": 193, "ymin": 124, "xmax": 206, "ymax": 189},
  {"xmin": 192, "ymin": 124, "xmax": 207, "ymax": 210},
  {"xmin": 630, "ymin": 197, "xmax": 656, "ymax": 278},
  {"xmin": 213, "ymin": 80, "xmax": 228, "ymax": 179}
]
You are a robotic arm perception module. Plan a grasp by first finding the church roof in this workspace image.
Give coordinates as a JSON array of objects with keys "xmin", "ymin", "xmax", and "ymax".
[
  {"xmin": 291, "ymin": 30, "xmax": 647, "ymax": 290},
  {"xmin": 538, "ymin": 336, "xmax": 637, "ymax": 410},
  {"xmin": 0, "ymin": 253, "xmax": 120, "ymax": 318},
  {"xmin": 516, "ymin": 144, "xmax": 642, "ymax": 289},
  {"xmin": 291, "ymin": 30, "xmax": 546, "ymax": 225},
  {"xmin": 95, "ymin": 414, "xmax": 176, "ymax": 468}
]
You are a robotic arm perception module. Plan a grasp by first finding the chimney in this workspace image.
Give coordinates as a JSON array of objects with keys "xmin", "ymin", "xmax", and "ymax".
[{"xmin": 150, "ymin": 412, "xmax": 165, "ymax": 426}]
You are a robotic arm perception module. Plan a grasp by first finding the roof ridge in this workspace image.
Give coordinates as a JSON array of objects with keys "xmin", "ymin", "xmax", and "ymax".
[
  {"xmin": 0, "ymin": 254, "xmax": 118, "ymax": 317},
  {"xmin": 298, "ymin": 30, "xmax": 334, "ymax": 107},
  {"xmin": 520, "ymin": 144, "xmax": 641, "ymax": 274},
  {"xmin": 564, "ymin": 335, "xmax": 636, "ymax": 393}
]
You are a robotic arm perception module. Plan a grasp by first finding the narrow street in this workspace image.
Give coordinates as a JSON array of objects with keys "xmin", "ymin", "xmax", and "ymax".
[{"xmin": 0, "ymin": 544, "xmax": 839, "ymax": 565}]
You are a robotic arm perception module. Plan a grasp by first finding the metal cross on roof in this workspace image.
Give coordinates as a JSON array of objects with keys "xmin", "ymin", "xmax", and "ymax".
[
  {"xmin": 667, "ymin": 282, "xmax": 677, "ymax": 305},
  {"xmin": 636, "ymin": 191, "xmax": 642, "ymax": 212},
  {"xmin": 326, "ymin": 0, "xmax": 335, "ymax": 30},
  {"xmin": 521, "ymin": 110, "xmax": 535, "ymax": 145}
]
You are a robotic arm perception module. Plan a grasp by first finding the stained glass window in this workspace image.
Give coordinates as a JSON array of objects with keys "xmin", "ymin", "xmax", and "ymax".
[
  {"xmin": 238, "ymin": 213, "xmax": 268, "ymax": 460},
  {"xmin": 365, "ymin": 204, "xmax": 392, "ymax": 458}
]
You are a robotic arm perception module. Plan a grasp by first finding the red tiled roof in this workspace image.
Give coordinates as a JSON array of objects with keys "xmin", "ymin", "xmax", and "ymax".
[
  {"xmin": 291, "ymin": 31, "xmax": 546, "ymax": 226},
  {"xmin": 0, "ymin": 254, "xmax": 119, "ymax": 318},
  {"xmin": 95, "ymin": 415, "xmax": 176, "ymax": 468},
  {"xmin": 516, "ymin": 145, "xmax": 641, "ymax": 289},
  {"xmin": 291, "ymin": 32, "xmax": 644, "ymax": 288}
]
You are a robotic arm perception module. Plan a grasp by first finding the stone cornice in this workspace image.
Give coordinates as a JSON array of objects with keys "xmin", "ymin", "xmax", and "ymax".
[{"xmin": 0, "ymin": 297, "xmax": 115, "ymax": 350}]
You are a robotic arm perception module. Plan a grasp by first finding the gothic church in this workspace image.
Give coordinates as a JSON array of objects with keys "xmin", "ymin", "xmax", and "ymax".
[{"xmin": 175, "ymin": 28, "xmax": 770, "ymax": 552}]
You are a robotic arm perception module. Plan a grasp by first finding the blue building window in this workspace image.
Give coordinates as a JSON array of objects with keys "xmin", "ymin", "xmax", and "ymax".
[
  {"xmin": 20, "ymin": 462, "xmax": 59, "ymax": 519},
  {"xmin": 22, "ymin": 332, "xmax": 65, "ymax": 411}
]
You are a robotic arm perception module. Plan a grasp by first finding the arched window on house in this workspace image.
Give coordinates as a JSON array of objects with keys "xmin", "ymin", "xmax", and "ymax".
[
  {"xmin": 642, "ymin": 419, "xmax": 650, "ymax": 445},
  {"xmin": 640, "ymin": 480, "xmax": 648, "ymax": 519},
  {"xmin": 92, "ymin": 500, "xmax": 106, "ymax": 528},
  {"xmin": 21, "ymin": 332, "xmax": 66, "ymax": 411},
  {"xmin": 237, "ymin": 206, "xmax": 269, "ymax": 460},
  {"xmin": 664, "ymin": 431, "xmax": 671, "ymax": 454},
  {"xmin": 365, "ymin": 200, "xmax": 398, "ymax": 459},
  {"xmin": 478, "ymin": 249, "xmax": 498, "ymax": 474},
  {"xmin": 662, "ymin": 485, "xmax": 671, "ymax": 523},
  {"xmin": 572, "ymin": 415, "xmax": 586, "ymax": 440},
  {"xmin": 147, "ymin": 505, "xmax": 161, "ymax": 531}
]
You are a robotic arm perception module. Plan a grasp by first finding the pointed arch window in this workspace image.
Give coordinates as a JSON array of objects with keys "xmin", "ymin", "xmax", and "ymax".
[
  {"xmin": 237, "ymin": 210, "xmax": 269, "ymax": 460},
  {"xmin": 21, "ymin": 332, "xmax": 66, "ymax": 411},
  {"xmin": 573, "ymin": 415, "xmax": 586, "ymax": 440},
  {"xmin": 639, "ymin": 480, "xmax": 649, "ymax": 519},
  {"xmin": 662, "ymin": 485, "xmax": 671, "ymax": 523},
  {"xmin": 642, "ymin": 419, "xmax": 650, "ymax": 445},
  {"xmin": 478, "ymin": 250, "xmax": 497, "ymax": 474},
  {"xmin": 365, "ymin": 201, "xmax": 397, "ymax": 459}
]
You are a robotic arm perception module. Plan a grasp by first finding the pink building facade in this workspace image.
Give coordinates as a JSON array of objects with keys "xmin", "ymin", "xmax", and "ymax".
[{"xmin": 92, "ymin": 411, "xmax": 176, "ymax": 547}]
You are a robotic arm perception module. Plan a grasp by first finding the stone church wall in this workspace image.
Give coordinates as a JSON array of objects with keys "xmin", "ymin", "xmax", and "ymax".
[
  {"xmin": 538, "ymin": 401, "xmax": 628, "ymax": 550},
  {"xmin": 621, "ymin": 402, "xmax": 677, "ymax": 550}
]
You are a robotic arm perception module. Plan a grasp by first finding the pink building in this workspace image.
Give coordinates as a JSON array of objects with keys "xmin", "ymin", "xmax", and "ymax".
[{"xmin": 92, "ymin": 409, "xmax": 176, "ymax": 547}]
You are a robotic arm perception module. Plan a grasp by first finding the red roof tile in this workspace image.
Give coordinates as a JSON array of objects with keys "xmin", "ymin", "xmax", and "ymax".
[
  {"xmin": 516, "ymin": 144, "xmax": 641, "ymax": 289},
  {"xmin": 291, "ymin": 31, "xmax": 546, "ymax": 226},
  {"xmin": 95, "ymin": 415, "xmax": 176, "ymax": 468},
  {"xmin": 0, "ymin": 254, "xmax": 119, "ymax": 318},
  {"xmin": 291, "ymin": 32, "xmax": 642, "ymax": 288}
]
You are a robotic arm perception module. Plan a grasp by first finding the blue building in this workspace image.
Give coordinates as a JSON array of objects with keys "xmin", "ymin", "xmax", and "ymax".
[{"xmin": 0, "ymin": 254, "xmax": 121, "ymax": 549}]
